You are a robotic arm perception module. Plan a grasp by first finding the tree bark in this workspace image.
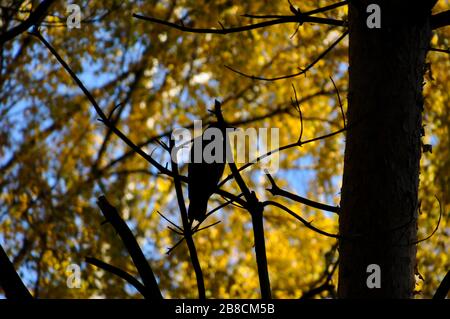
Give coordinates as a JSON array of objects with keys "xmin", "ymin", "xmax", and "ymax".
[{"xmin": 338, "ymin": 1, "xmax": 434, "ymax": 298}]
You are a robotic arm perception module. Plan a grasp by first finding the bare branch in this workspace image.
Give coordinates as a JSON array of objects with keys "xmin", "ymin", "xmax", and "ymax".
[
  {"xmin": 0, "ymin": 244, "xmax": 33, "ymax": 300},
  {"xmin": 243, "ymin": 1, "xmax": 348, "ymax": 20},
  {"xmin": 263, "ymin": 200, "xmax": 341, "ymax": 239},
  {"xmin": 224, "ymin": 30, "xmax": 348, "ymax": 82},
  {"xmin": 213, "ymin": 100, "xmax": 272, "ymax": 299},
  {"xmin": 96, "ymin": 196, "xmax": 162, "ymax": 299},
  {"xmin": 429, "ymin": 47, "xmax": 450, "ymax": 55},
  {"xmin": 303, "ymin": 1, "xmax": 349, "ymax": 16},
  {"xmin": 192, "ymin": 193, "xmax": 245, "ymax": 232},
  {"xmin": 431, "ymin": 10, "xmax": 450, "ymax": 29},
  {"xmin": 407, "ymin": 196, "xmax": 442, "ymax": 245},
  {"xmin": 166, "ymin": 237, "xmax": 185, "ymax": 255},
  {"xmin": 0, "ymin": 0, "xmax": 55, "ymax": 45},
  {"xmin": 169, "ymin": 139, "xmax": 206, "ymax": 299},
  {"xmin": 266, "ymin": 173, "xmax": 340, "ymax": 214},
  {"xmin": 433, "ymin": 270, "xmax": 450, "ymax": 299},
  {"xmin": 29, "ymin": 29, "xmax": 169, "ymax": 177},
  {"xmin": 85, "ymin": 257, "xmax": 147, "ymax": 297},
  {"xmin": 290, "ymin": 84, "xmax": 304, "ymax": 142},
  {"xmin": 97, "ymin": 90, "xmax": 334, "ymax": 177},
  {"xmin": 193, "ymin": 221, "xmax": 222, "ymax": 234},
  {"xmin": 218, "ymin": 126, "xmax": 347, "ymax": 188},
  {"xmin": 132, "ymin": 14, "xmax": 345, "ymax": 35},
  {"xmin": 157, "ymin": 211, "xmax": 183, "ymax": 232},
  {"xmin": 329, "ymin": 76, "xmax": 346, "ymax": 128},
  {"xmin": 29, "ymin": 28, "xmax": 247, "ymax": 213}
]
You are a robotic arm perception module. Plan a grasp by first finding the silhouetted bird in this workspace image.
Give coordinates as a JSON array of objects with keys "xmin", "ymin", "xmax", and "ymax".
[{"xmin": 187, "ymin": 122, "xmax": 229, "ymax": 223}]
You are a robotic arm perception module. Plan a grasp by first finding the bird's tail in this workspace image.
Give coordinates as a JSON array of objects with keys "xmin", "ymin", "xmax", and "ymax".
[{"xmin": 187, "ymin": 200, "xmax": 208, "ymax": 223}]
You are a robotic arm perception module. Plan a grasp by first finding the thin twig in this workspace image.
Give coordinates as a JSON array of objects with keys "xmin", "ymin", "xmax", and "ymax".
[
  {"xmin": 218, "ymin": 127, "xmax": 347, "ymax": 188},
  {"xmin": 193, "ymin": 221, "xmax": 222, "ymax": 234},
  {"xmin": 291, "ymin": 84, "xmax": 304, "ymax": 142},
  {"xmin": 224, "ymin": 30, "xmax": 348, "ymax": 81},
  {"xmin": 329, "ymin": 76, "xmax": 346, "ymax": 128},
  {"xmin": 407, "ymin": 196, "xmax": 443, "ymax": 245},
  {"xmin": 157, "ymin": 211, "xmax": 183, "ymax": 232},
  {"xmin": 242, "ymin": 1, "xmax": 348, "ymax": 20},
  {"xmin": 166, "ymin": 237, "xmax": 185, "ymax": 255},
  {"xmin": 263, "ymin": 200, "xmax": 341, "ymax": 239},
  {"xmin": 167, "ymin": 226, "xmax": 184, "ymax": 235}
]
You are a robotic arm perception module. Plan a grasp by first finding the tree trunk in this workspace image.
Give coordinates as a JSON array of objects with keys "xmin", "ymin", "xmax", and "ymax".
[{"xmin": 338, "ymin": 1, "xmax": 434, "ymax": 298}]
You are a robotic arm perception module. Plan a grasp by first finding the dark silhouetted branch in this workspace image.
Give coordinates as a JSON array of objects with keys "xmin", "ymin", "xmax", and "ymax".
[
  {"xmin": 291, "ymin": 84, "xmax": 304, "ymax": 142},
  {"xmin": 97, "ymin": 89, "xmax": 334, "ymax": 177},
  {"xmin": 301, "ymin": 245, "xmax": 339, "ymax": 299},
  {"xmin": 303, "ymin": 1, "xmax": 348, "ymax": 16},
  {"xmin": 224, "ymin": 30, "xmax": 348, "ymax": 81},
  {"xmin": 242, "ymin": 1, "xmax": 348, "ymax": 20},
  {"xmin": 266, "ymin": 173, "xmax": 340, "ymax": 214},
  {"xmin": 263, "ymin": 201, "xmax": 341, "ymax": 239},
  {"xmin": 407, "ymin": 196, "xmax": 442, "ymax": 245},
  {"xmin": 166, "ymin": 237, "xmax": 185, "ymax": 255},
  {"xmin": 96, "ymin": 196, "xmax": 162, "ymax": 299},
  {"xmin": 300, "ymin": 283, "xmax": 335, "ymax": 299},
  {"xmin": 218, "ymin": 127, "xmax": 347, "ymax": 188},
  {"xmin": 433, "ymin": 270, "xmax": 450, "ymax": 299},
  {"xmin": 85, "ymin": 257, "xmax": 147, "ymax": 297},
  {"xmin": 0, "ymin": 0, "xmax": 55, "ymax": 45},
  {"xmin": 30, "ymin": 29, "xmax": 169, "ymax": 176},
  {"xmin": 329, "ymin": 76, "xmax": 346, "ymax": 129},
  {"xmin": 212, "ymin": 101, "xmax": 272, "ymax": 299},
  {"xmin": 431, "ymin": 10, "xmax": 450, "ymax": 29},
  {"xmin": 30, "ymin": 29, "xmax": 247, "ymax": 214},
  {"xmin": 429, "ymin": 47, "xmax": 450, "ymax": 55},
  {"xmin": 169, "ymin": 139, "xmax": 206, "ymax": 299},
  {"xmin": 0, "ymin": 244, "xmax": 33, "ymax": 300},
  {"xmin": 132, "ymin": 14, "xmax": 345, "ymax": 35}
]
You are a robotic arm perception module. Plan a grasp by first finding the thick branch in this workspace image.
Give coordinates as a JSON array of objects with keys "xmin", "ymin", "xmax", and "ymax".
[
  {"xmin": 0, "ymin": 244, "xmax": 33, "ymax": 300},
  {"xmin": 213, "ymin": 101, "xmax": 272, "ymax": 299},
  {"xmin": 96, "ymin": 196, "xmax": 162, "ymax": 299},
  {"xmin": 431, "ymin": 10, "xmax": 450, "ymax": 29},
  {"xmin": 169, "ymin": 139, "xmax": 206, "ymax": 300},
  {"xmin": 433, "ymin": 270, "xmax": 450, "ymax": 299},
  {"xmin": 429, "ymin": 47, "xmax": 450, "ymax": 54}
]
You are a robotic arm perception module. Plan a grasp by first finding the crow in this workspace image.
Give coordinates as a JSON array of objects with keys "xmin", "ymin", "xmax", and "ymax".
[{"xmin": 187, "ymin": 122, "xmax": 230, "ymax": 223}]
